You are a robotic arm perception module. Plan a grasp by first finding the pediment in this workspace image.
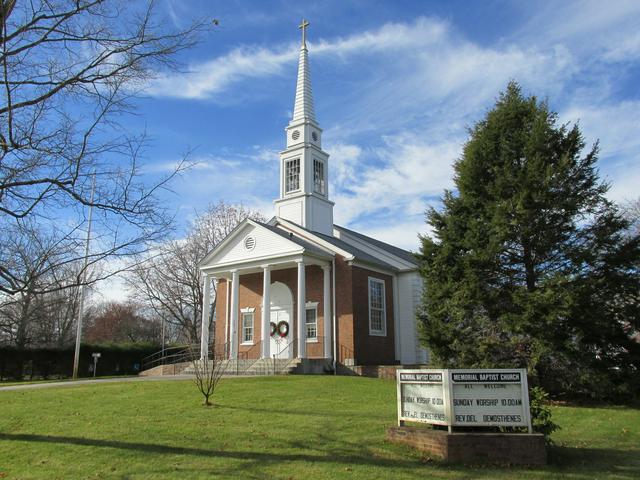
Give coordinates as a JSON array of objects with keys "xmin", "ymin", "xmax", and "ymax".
[{"xmin": 199, "ymin": 221, "xmax": 304, "ymax": 269}]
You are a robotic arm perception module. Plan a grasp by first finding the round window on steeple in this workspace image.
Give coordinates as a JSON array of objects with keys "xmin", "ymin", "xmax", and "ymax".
[
  {"xmin": 312, "ymin": 131, "xmax": 318, "ymax": 141},
  {"xmin": 292, "ymin": 130, "xmax": 300, "ymax": 141}
]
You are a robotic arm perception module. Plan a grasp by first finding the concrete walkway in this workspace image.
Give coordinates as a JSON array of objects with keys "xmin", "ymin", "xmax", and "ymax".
[{"xmin": 0, "ymin": 375, "xmax": 196, "ymax": 392}]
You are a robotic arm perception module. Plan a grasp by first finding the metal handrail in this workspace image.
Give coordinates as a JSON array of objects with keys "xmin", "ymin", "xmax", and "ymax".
[
  {"xmin": 141, "ymin": 344, "xmax": 198, "ymax": 371},
  {"xmin": 237, "ymin": 341, "xmax": 263, "ymax": 375}
]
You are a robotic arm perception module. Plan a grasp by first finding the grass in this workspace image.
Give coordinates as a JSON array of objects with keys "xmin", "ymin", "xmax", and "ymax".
[{"xmin": 0, "ymin": 376, "xmax": 638, "ymax": 479}]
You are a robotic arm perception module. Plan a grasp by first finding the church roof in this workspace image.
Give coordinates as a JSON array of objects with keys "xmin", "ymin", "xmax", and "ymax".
[
  {"xmin": 270, "ymin": 218, "xmax": 401, "ymax": 272},
  {"xmin": 301, "ymin": 226, "xmax": 398, "ymax": 271},
  {"xmin": 333, "ymin": 225, "xmax": 419, "ymax": 266}
]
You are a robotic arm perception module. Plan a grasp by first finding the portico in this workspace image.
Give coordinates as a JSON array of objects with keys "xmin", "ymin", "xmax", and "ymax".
[{"xmin": 200, "ymin": 236, "xmax": 334, "ymax": 362}]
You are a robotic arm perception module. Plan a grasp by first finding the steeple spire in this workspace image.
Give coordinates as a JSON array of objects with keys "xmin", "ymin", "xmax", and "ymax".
[
  {"xmin": 292, "ymin": 19, "xmax": 315, "ymax": 123},
  {"xmin": 275, "ymin": 20, "xmax": 333, "ymax": 235}
]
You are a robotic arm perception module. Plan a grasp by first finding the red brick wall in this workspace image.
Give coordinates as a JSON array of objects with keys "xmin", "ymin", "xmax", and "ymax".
[
  {"xmin": 213, "ymin": 265, "xmax": 330, "ymax": 359},
  {"xmin": 351, "ymin": 266, "xmax": 396, "ymax": 365},
  {"xmin": 335, "ymin": 256, "xmax": 354, "ymax": 364},
  {"xmin": 211, "ymin": 259, "xmax": 397, "ymax": 366},
  {"xmin": 387, "ymin": 427, "xmax": 547, "ymax": 465},
  {"xmin": 213, "ymin": 279, "xmax": 227, "ymax": 357}
]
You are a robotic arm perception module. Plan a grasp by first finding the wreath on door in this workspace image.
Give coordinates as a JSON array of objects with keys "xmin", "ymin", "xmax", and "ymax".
[
  {"xmin": 270, "ymin": 322, "xmax": 277, "ymax": 337},
  {"xmin": 276, "ymin": 321, "xmax": 289, "ymax": 338}
]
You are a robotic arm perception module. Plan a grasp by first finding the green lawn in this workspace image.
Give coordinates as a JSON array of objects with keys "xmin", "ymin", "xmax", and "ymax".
[{"xmin": 0, "ymin": 376, "xmax": 638, "ymax": 479}]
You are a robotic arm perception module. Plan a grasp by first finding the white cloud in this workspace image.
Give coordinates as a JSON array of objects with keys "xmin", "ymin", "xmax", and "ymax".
[
  {"xmin": 146, "ymin": 10, "xmax": 639, "ymax": 254},
  {"xmin": 602, "ymin": 31, "xmax": 640, "ymax": 63},
  {"xmin": 147, "ymin": 45, "xmax": 298, "ymax": 99},
  {"xmin": 145, "ymin": 17, "xmax": 446, "ymax": 99},
  {"xmin": 326, "ymin": 142, "xmax": 362, "ymax": 189},
  {"xmin": 312, "ymin": 17, "xmax": 448, "ymax": 56},
  {"xmin": 332, "ymin": 134, "xmax": 460, "ymax": 226},
  {"xmin": 517, "ymin": 0, "xmax": 640, "ymax": 47},
  {"xmin": 561, "ymin": 100, "xmax": 640, "ymax": 203},
  {"xmin": 93, "ymin": 273, "xmax": 131, "ymax": 303},
  {"xmin": 356, "ymin": 219, "xmax": 428, "ymax": 252}
]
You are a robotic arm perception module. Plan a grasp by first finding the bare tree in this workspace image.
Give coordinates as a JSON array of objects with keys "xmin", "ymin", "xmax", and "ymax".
[
  {"xmin": 0, "ymin": 0, "xmax": 207, "ymax": 295},
  {"xmin": 129, "ymin": 201, "xmax": 265, "ymax": 343},
  {"xmin": 189, "ymin": 342, "xmax": 227, "ymax": 406},
  {"xmin": 0, "ymin": 223, "xmax": 92, "ymax": 346}
]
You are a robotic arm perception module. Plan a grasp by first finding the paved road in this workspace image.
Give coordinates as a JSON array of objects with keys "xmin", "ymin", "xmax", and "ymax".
[{"xmin": 0, "ymin": 375, "xmax": 196, "ymax": 392}]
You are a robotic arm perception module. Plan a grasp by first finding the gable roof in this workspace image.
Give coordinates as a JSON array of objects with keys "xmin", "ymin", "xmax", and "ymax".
[
  {"xmin": 271, "ymin": 217, "xmax": 399, "ymax": 272},
  {"xmin": 333, "ymin": 224, "xmax": 419, "ymax": 266}
]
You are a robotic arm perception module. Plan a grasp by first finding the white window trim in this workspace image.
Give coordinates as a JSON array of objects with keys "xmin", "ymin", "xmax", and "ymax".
[
  {"xmin": 241, "ymin": 311, "xmax": 254, "ymax": 345},
  {"xmin": 368, "ymin": 277, "xmax": 387, "ymax": 336},
  {"xmin": 284, "ymin": 157, "xmax": 301, "ymax": 194},
  {"xmin": 313, "ymin": 158, "xmax": 325, "ymax": 195},
  {"xmin": 305, "ymin": 304, "xmax": 318, "ymax": 343}
]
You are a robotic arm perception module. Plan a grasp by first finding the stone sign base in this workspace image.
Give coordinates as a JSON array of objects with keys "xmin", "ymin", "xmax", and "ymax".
[{"xmin": 387, "ymin": 426, "xmax": 546, "ymax": 465}]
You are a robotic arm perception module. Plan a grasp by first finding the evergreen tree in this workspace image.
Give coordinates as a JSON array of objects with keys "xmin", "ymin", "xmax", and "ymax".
[{"xmin": 418, "ymin": 82, "xmax": 640, "ymax": 399}]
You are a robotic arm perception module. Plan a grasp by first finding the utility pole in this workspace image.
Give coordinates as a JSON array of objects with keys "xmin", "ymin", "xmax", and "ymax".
[{"xmin": 72, "ymin": 173, "xmax": 96, "ymax": 379}]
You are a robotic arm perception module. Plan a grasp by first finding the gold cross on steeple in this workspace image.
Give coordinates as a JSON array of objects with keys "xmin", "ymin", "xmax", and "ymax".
[{"xmin": 299, "ymin": 18, "xmax": 310, "ymax": 47}]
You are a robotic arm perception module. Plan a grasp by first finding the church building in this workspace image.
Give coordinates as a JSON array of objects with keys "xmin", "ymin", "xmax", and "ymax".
[{"xmin": 198, "ymin": 21, "xmax": 427, "ymax": 370}]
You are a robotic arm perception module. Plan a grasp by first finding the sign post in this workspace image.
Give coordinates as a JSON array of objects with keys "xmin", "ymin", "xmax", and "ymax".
[{"xmin": 91, "ymin": 352, "xmax": 101, "ymax": 378}]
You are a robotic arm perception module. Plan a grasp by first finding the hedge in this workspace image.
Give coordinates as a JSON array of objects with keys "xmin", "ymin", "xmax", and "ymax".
[{"xmin": 0, "ymin": 343, "xmax": 161, "ymax": 380}]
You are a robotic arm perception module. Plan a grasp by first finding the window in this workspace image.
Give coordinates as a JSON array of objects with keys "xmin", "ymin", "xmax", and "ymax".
[
  {"xmin": 242, "ymin": 312, "xmax": 254, "ymax": 344},
  {"xmin": 305, "ymin": 306, "xmax": 317, "ymax": 341},
  {"xmin": 368, "ymin": 277, "xmax": 386, "ymax": 336},
  {"xmin": 313, "ymin": 159, "xmax": 325, "ymax": 194},
  {"xmin": 285, "ymin": 158, "xmax": 300, "ymax": 193}
]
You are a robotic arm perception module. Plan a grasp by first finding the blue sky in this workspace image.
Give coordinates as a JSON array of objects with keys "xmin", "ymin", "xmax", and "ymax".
[{"xmin": 127, "ymin": 0, "xmax": 640, "ymax": 253}]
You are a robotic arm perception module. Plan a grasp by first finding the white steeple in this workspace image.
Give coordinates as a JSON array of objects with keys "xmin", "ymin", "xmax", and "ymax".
[
  {"xmin": 274, "ymin": 20, "xmax": 334, "ymax": 235},
  {"xmin": 291, "ymin": 20, "xmax": 315, "ymax": 123}
]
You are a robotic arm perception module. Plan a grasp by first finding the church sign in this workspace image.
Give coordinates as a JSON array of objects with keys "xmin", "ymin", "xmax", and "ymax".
[{"xmin": 396, "ymin": 369, "xmax": 532, "ymax": 432}]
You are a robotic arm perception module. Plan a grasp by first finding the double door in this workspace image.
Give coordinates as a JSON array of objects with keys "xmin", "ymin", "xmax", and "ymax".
[{"xmin": 269, "ymin": 309, "xmax": 292, "ymax": 358}]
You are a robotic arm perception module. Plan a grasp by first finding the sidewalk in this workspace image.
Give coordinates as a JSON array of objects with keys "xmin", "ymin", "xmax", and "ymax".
[{"xmin": 0, "ymin": 375, "xmax": 195, "ymax": 392}]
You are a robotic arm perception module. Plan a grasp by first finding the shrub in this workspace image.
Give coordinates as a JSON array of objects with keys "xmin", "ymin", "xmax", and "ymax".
[{"xmin": 529, "ymin": 386, "xmax": 560, "ymax": 442}]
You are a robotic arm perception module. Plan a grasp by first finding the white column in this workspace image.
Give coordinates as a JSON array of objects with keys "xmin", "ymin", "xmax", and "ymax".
[
  {"xmin": 393, "ymin": 274, "xmax": 401, "ymax": 363},
  {"xmin": 261, "ymin": 265, "xmax": 271, "ymax": 359},
  {"xmin": 200, "ymin": 274, "xmax": 211, "ymax": 361},
  {"xmin": 322, "ymin": 265, "xmax": 332, "ymax": 359},
  {"xmin": 296, "ymin": 259, "xmax": 306, "ymax": 358},
  {"xmin": 229, "ymin": 269, "xmax": 240, "ymax": 359}
]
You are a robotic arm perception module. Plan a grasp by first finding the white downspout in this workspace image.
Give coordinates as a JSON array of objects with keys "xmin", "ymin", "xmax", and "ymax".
[{"xmin": 392, "ymin": 273, "xmax": 401, "ymax": 364}]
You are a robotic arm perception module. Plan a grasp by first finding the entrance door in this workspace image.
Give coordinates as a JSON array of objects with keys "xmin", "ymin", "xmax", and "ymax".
[
  {"xmin": 269, "ymin": 282, "xmax": 294, "ymax": 359},
  {"xmin": 270, "ymin": 309, "xmax": 292, "ymax": 358}
]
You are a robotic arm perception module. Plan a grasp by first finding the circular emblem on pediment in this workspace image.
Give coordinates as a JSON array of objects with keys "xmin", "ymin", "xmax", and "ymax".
[
  {"xmin": 244, "ymin": 236, "xmax": 256, "ymax": 250},
  {"xmin": 292, "ymin": 130, "xmax": 300, "ymax": 140}
]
